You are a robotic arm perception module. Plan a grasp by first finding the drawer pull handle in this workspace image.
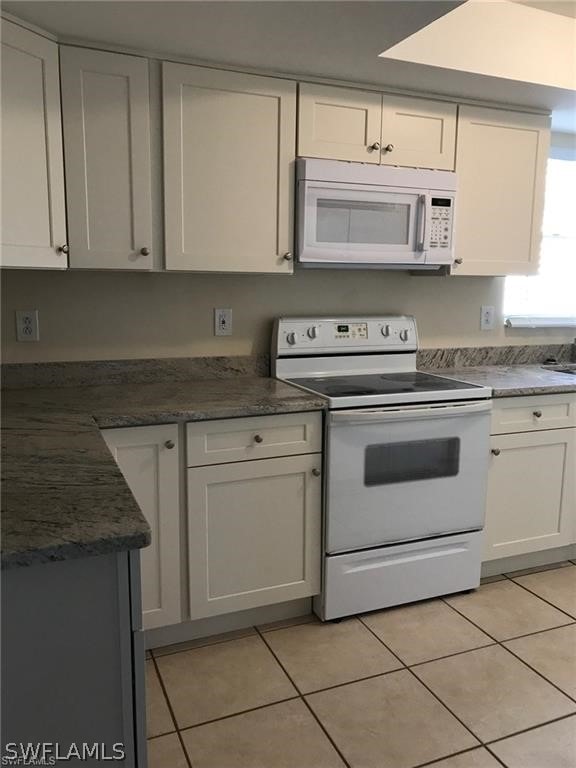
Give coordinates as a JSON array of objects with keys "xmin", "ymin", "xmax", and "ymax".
[
  {"xmin": 253, "ymin": 434, "xmax": 264, "ymax": 443},
  {"xmin": 164, "ymin": 440, "xmax": 175, "ymax": 449},
  {"xmin": 312, "ymin": 468, "xmax": 321, "ymax": 477},
  {"xmin": 533, "ymin": 410, "xmax": 542, "ymax": 418},
  {"xmin": 491, "ymin": 448, "xmax": 501, "ymax": 456}
]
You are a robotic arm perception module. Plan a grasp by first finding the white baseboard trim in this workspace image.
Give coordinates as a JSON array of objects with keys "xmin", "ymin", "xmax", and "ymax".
[
  {"xmin": 481, "ymin": 544, "xmax": 576, "ymax": 577},
  {"xmin": 145, "ymin": 597, "xmax": 312, "ymax": 650}
]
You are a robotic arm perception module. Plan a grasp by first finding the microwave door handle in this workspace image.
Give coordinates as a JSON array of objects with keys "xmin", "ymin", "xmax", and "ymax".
[{"xmin": 416, "ymin": 194, "xmax": 427, "ymax": 251}]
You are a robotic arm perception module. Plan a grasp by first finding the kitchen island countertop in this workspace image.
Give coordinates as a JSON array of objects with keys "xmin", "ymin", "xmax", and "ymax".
[{"xmin": 1, "ymin": 377, "xmax": 325, "ymax": 569}]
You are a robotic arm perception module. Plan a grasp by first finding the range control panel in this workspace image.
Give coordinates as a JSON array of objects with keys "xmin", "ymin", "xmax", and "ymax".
[{"xmin": 275, "ymin": 316, "xmax": 418, "ymax": 356}]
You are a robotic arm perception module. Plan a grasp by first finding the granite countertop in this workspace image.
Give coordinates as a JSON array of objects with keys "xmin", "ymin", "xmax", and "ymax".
[
  {"xmin": 1, "ymin": 378, "xmax": 325, "ymax": 569},
  {"xmin": 428, "ymin": 365, "xmax": 576, "ymax": 398}
]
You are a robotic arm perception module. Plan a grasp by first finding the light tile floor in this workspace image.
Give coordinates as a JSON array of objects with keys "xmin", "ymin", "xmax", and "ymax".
[{"xmin": 146, "ymin": 562, "xmax": 576, "ymax": 768}]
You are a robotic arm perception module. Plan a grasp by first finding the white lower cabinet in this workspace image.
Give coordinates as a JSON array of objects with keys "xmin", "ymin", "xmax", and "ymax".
[
  {"xmin": 102, "ymin": 425, "xmax": 181, "ymax": 629},
  {"xmin": 484, "ymin": 396, "xmax": 576, "ymax": 561},
  {"xmin": 188, "ymin": 453, "xmax": 322, "ymax": 619}
]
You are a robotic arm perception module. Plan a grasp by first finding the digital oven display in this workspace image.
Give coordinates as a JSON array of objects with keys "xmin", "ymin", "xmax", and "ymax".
[
  {"xmin": 334, "ymin": 323, "xmax": 368, "ymax": 340},
  {"xmin": 431, "ymin": 198, "xmax": 452, "ymax": 207}
]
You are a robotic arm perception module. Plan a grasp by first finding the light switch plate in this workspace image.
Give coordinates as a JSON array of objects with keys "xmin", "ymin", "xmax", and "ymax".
[{"xmin": 214, "ymin": 308, "xmax": 232, "ymax": 336}]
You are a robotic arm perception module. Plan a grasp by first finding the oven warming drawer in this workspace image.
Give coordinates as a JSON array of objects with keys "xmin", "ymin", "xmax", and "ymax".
[{"xmin": 318, "ymin": 531, "xmax": 483, "ymax": 621}]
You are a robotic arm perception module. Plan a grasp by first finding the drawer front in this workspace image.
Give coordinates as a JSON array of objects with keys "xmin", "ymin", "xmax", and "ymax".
[
  {"xmin": 491, "ymin": 394, "xmax": 576, "ymax": 434},
  {"xmin": 320, "ymin": 531, "xmax": 483, "ymax": 621},
  {"xmin": 187, "ymin": 412, "xmax": 322, "ymax": 466}
]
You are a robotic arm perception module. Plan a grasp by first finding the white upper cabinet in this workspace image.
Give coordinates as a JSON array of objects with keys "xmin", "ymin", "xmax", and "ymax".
[
  {"xmin": 452, "ymin": 106, "xmax": 550, "ymax": 276},
  {"xmin": 1, "ymin": 20, "xmax": 67, "ymax": 269},
  {"xmin": 379, "ymin": 94, "xmax": 456, "ymax": 170},
  {"xmin": 298, "ymin": 83, "xmax": 383, "ymax": 164},
  {"xmin": 60, "ymin": 47, "xmax": 154, "ymax": 270},
  {"xmin": 163, "ymin": 63, "xmax": 296, "ymax": 273},
  {"xmin": 298, "ymin": 83, "xmax": 456, "ymax": 170}
]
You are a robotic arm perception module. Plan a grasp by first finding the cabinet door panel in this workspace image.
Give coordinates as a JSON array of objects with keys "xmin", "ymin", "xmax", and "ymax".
[
  {"xmin": 453, "ymin": 106, "xmax": 549, "ymax": 276},
  {"xmin": 164, "ymin": 63, "xmax": 295, "ymax": 272},
  {"xmin": 484, "ymin": 429, "xmax": 575, "ymax": 561},
  {"xmin": 60, "ymin": 47, "xmax": 153, "ymax": 269},
  {"xmin": 298, "ymin": 83, "xmax": 382, "ymax": 163},
  {"xmin": 103, "ymin": 425, "xmax": 181, "ymax": 629},
  {"xmin": 188, "ymin": 455, "xmax": 321, "ymax": 618},
  {"xmin": 380, "ymin": 95, "xmax": 456, "ymax": 170},
  {"xmin": 1, "ymin": 21, "xmax": 66, "ymax": 268}
]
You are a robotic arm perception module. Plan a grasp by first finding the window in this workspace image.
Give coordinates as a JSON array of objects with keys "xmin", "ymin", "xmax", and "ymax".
[{"xmin": 504, "ymin": 155, "xmax": 576, "ymax": 327}]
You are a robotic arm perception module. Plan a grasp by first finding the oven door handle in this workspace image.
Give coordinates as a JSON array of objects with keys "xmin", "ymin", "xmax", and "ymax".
[{"xmin": 330, "ymin": 400, "xmax": 492, "ymax": 425}]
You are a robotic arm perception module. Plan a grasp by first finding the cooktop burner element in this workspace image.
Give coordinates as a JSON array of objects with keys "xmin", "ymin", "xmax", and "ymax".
[
  {"xmin": 272, "ymin": 316, "xmax": 492, "ymax": 408},
  {"xmin": 290, "ymin": 372, "xmax": 484, "ymax": 399}
]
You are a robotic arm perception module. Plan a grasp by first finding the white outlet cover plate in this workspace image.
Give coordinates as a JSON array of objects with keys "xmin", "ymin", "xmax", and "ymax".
[
  {"xmin": 16, "ymin": 310, "xmax": 40, "ymax": 342},
  {"xmin": 214, "ymin": 308, "xmax": 232, "ymax": 336},
  {"xmin": 480, "ymin": 305, "xmax": 495, "ymax": 331}
]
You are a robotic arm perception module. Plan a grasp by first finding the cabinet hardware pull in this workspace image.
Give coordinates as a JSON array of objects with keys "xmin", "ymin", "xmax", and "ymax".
[
  {"xmin": 491, "ymin": 448, "xmax": 501, "ymax": 456},
  {"xmin": 368, "ymin": 142, "xmax": 381, "ymax": 151},
  {"xmin": 454, "ymin": 258, "xmax": 463, "ymax": 265},
  {"xmin": 533, "ymin": 410, "xmax": 542, "ymax": 418},
  {"xmin": 164, "ymin": 440, "xmax": 175, "ymax": 449},
  {"xmin": 312, "ymin": 468, "xmax": 321, "ymax": 476},
  {"xmin": 57, "ymin": 244, "xmax": 69, "ymax": 254},
  {"xmin": 383, "ymin": 143, "xmax": 394, "ymax": 153},
  {"xmin": 140, "ymin": 247, "xmax": 150, "ymax": 256},
  {"xmin": 253, "ymin": 434, "xmax": 264, "ymax": 443},
  {"xmin": 283, "ymin": 252, "xmax": 293, "ymax": 261}
]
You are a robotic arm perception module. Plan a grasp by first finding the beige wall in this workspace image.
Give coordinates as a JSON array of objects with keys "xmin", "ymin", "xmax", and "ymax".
[{"xmin": 1, "ymin": 269, "xmax": 574, "ymax": 363}]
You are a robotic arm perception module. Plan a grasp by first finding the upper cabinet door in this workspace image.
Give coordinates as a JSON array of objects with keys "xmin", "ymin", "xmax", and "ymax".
[
  {"xmin": 163, "ymin": 63, "xmax": 296, "ymax": 273},
  {"xmin": 1, "ymin": 21, "xmax": 67, "ymax": 269},
  {"xmin": 298, "ymin": 83, "xmax": 382, "ymax": 163},
  {"xmin": 60, "ymin": 47, "xmax": 153, "ymax": 270},
  {"xmin": 453, "ymin": 106, "xmax": 550, "ymax": 276},
  {"xmin": 380, "ymin": 95, "xmax": 456, "ymax": 170}
]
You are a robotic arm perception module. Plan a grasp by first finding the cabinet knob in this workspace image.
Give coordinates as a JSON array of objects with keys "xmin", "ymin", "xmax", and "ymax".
[
  {"xmin": 491, "ymin": 448, "xmax": 501, "ymax": 456},
  {"xmin": 57, "ymin": 244, "xmax": 69, "ymax": 254},
  {"xmin": 283, "ymin": 252, "xmax": 293, "ymax": 261},
  {"xmin": 533, "ymin": 410, "xmax": 542, "ymax": 418},
  {"xmin": 454, "ymin": 258, "xmax": 464, "ymax": 265},
  {"xmin": 368, "ymin": 142, "xmax": 381, "ymax": 151},
  {"xmin": 164, "ymin": 440, "xmax": 175, "ymax": 449},
  {"xmin": 383, "ymin": 143, "xmax": 394, "ymax": 153},
  {"xmin": 253, "ymin": 434, "xmax": 264, "ymax": 443},
  {"xmin": 312, "ymin": 468, "xmax": 321, "ymax": 477},
  {"xmin": 140, "ymin": 247, "xmax": 151, "ymax": 256}
]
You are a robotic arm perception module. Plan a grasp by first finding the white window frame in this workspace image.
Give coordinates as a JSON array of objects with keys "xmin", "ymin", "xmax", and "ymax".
[{"xmin": 504, "ymin": 134, "xmax": 576, "ymax": 328}]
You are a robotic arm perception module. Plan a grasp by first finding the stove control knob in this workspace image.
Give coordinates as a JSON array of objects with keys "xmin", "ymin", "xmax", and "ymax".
[
  {"xmin": 307, "ymin": 326, "xmax": 319, "ymax": 340},
  {"xmin": 399, "ymin": 329, "xmax": 409, "ymax": 342},
  {"xmin": 286, "ymin": 331, "xmax": 298, "ymax": 346},
  {"xmin": 381, "ymin": 324, "xmax": 391, "ymax": 337}
]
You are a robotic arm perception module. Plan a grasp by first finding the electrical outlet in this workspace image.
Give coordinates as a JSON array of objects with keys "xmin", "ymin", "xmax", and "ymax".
[
  {"xmin": 16, "ymin": 310, "xmax": 40, "ymax": 342},
  {"xmin": 214, "ymin": 308, "xmax": 233, "ymax": 336},
  {"xmin": 480, "ymin": 305, "xmax": 495, "ymax": 331}
]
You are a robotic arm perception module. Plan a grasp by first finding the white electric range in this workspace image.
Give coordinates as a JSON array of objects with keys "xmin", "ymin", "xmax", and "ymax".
[{"xmin": 272, "ymin": 316, "xmax": 493, "ymax": 620}]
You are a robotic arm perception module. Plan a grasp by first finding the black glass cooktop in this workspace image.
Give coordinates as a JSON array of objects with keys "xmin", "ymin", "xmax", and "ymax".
[{"xmin": 289, "ymin": 371, "xmax": 481, "ymax": 398}]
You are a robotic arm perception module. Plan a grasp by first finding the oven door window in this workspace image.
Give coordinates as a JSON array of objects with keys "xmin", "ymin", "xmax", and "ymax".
[{"xmin": 364, "ymin": 438, "xmax": 460, "ymax": 486}]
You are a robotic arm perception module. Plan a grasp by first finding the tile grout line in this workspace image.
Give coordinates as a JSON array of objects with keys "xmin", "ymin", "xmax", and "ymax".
[
  {"xmin": 150, "ymin": 654, "xmax": 195, "ymax": 768},
  {"xmin": 502, "ymin": 572, "xmax": 576, "ymax": 622},
  {"xmin": 255, "ymin": 625, "xmax": 353, "ymax": 768},
  {"xmin": 176, "ymin": 695, "xmax": 302, "ymax": 732},
  {"xmin": 358, "ymin": 617, "xmax": 485, "ymax": 754}
]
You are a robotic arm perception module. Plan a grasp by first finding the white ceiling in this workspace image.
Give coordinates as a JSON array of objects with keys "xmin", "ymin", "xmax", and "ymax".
[{"xmin": 3, "ymin": 0, "xmax": 575, "ymax": 132}]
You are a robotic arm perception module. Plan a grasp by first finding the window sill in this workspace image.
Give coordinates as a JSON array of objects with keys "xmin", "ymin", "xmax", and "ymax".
[{"xmin": 505, "ymin": 316, "xmax": 576, "ymax": 328}]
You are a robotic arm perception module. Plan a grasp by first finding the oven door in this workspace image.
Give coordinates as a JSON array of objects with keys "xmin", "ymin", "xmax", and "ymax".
[
  {"xmin": 298, "ymin": 180, "xmax": 428, "ymax": 266},
  {"xmin": 325, "ymin": 400, "xmax": 491, "ymax": 554}
]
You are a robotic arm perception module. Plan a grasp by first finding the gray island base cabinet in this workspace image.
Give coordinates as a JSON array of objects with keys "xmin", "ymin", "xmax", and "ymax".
[{"xmin": 1, "ymin": 551, "xmax": 146, "ymax": 767}]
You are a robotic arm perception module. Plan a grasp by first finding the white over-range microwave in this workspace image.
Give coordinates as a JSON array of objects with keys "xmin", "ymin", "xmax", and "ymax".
[{"xmin": 297, "ymin": 158, "xmax": 457, "ymax": 269}]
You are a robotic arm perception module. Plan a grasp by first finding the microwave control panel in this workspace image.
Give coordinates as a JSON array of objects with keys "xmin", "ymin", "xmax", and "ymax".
[{"xmin": 429, "ymin": 197, "xmax": 454, "ymax": 250}]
